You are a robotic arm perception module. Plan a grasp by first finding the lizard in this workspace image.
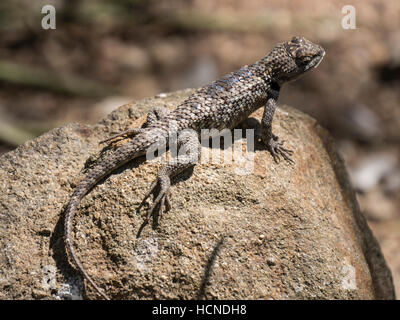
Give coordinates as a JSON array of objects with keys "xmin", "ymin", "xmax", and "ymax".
[{"xmin": 63, "ymin": 36, "xmax": 325, "ymax": 300}]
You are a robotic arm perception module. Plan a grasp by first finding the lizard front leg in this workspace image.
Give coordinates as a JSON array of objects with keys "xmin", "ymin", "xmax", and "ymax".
[
  {"xmin": 261, "ymin": 97, "xmax": 294, "ymax": 164},
  {"xmin": 141, "ymin": 129, "xmax": 200, "ymax": 221},
  {"xmin": 100, "ymin": 106, "xmax": 171, "ymax": 144}
]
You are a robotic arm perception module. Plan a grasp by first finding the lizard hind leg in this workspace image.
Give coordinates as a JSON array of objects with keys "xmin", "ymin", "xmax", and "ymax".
[
  {"xmin": 142, "ymin": 171, "xmax": 172, "ymax": 221},
  {"xmin": 140, "ymin": 129, "xmax": 200, "ymax": 222},
  {"xmin": 100, "ymin": 106, "xmax": 171, "ymax": 145},
  {"xmin": 100, "ymin": 128, "xmax": 144, "ymax": 144}
]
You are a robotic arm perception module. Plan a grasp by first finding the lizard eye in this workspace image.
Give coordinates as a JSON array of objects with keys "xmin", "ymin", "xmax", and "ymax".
[{"xmin": 291, "ymin": 36, "xmax": 303, "ymax": 44}]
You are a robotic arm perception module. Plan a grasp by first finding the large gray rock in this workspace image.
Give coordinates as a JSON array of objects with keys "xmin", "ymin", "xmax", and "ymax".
[{"xmin": 0, "ymin": 89, "xmax": 395, "ymax": 299}]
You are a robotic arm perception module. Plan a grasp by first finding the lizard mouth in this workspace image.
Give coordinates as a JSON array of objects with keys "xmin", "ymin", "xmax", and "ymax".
[{"xmin": 311, "ymin": 50, "xmax": 325, "ymax": 69}]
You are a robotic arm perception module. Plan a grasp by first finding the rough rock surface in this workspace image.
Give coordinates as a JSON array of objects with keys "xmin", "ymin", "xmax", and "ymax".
[{"xmin": 0, "ymin": 89, "xmax": 395, "ymax": 299}]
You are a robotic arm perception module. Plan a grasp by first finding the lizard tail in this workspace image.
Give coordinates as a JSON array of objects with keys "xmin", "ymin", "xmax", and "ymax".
[
  {"xmin": 64, "ymin": 131, "xmax": 163, "ymax": 300},
  {"xmin": 64, "ymin": 190, "xmax": 111, "ymax": 300}
]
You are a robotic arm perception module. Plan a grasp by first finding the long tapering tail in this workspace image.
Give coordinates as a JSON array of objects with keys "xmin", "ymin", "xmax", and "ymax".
[{"xmin": 64, "ymin": 130, "xmax": 164, "ymax": 300}]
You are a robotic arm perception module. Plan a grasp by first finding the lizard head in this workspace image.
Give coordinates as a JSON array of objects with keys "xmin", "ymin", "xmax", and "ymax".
[{"xmin": 269, "ymin": 36, "xmax": 325, "ymax": 83}]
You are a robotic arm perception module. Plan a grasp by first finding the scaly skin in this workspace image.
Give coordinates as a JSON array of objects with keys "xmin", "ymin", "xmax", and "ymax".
[{"xmin": 64, "ymin": 36, "xmax": 325, "ymax": 299}]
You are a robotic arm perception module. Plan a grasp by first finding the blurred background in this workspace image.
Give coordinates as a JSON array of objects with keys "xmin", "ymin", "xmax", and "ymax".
[{"xmin": 0, "ymin": 0, "xmax": 399, "ymax": 297}]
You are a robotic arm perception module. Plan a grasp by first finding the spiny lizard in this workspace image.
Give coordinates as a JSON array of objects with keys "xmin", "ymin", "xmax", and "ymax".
[{"xmin": 64, "ymin": 36, "xmax": 325, "ymax": 299}]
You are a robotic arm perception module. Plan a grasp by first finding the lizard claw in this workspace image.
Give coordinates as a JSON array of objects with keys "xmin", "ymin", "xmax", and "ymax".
[
  {"xmin": 100, "ymin": 128, "xmax": 143, "ymax": 145},
  {"xmin": 146, "ymin": 189, "xmax": 171, "ymax": 221},
  {"xmin": 267, "ymin": 138, "xmax": 295, "ymax": 165},
  {"xmin": 139, "ymin": 175, "xmax": 172, "ymax": 221}
]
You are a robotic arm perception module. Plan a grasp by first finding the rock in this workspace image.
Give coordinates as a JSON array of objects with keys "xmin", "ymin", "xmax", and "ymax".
[{"xmin": 0, "ymin": 89, "xmax": 395, "ymax": 299}]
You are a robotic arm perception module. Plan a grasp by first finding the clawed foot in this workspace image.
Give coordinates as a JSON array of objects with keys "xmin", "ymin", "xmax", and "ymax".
[
  {"xmin": 139, "ymin": 175, "xmax": 172, "ymax": 222},
  {"xmin": 266, "ymin": 137, "xmax": 294, "ymax": 164},
  {"xmin": 100, "ymin": 128, "xmax": 144, "ymax": 145}
]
